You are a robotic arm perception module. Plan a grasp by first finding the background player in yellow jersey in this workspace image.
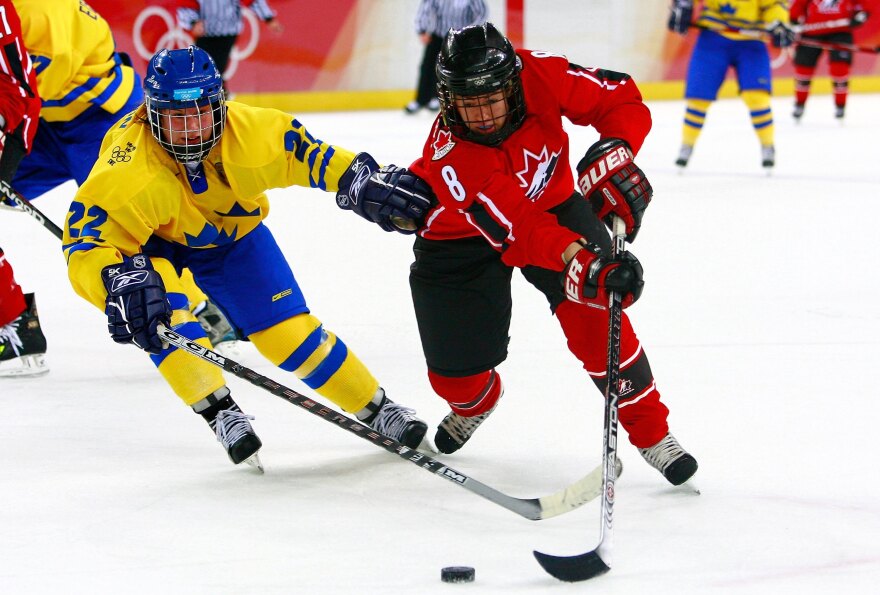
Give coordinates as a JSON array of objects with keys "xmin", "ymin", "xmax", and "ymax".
[
  {"xmin": 7, "ymin": 0, "xmax": 237, "ymax": 350},
  {"xmin": 668, "ymin": 0, "xmax": 794, "ymax": 169},
  {"xmin": 62, "ymin": 46, "xmax": 433, "ymax": 468}
]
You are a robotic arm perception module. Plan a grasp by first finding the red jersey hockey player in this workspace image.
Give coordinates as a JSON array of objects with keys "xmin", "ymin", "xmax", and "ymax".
[
  {"xmin": 790, "ymin": 0, "xmax": 870, "ymax": 120},
  {"xmin": 383, "ymin": 23, "xmax": 698, "ymax": 485},
  {"xmin": 0, "ymin": 0, "xmax": 47, "ymax": 377}
]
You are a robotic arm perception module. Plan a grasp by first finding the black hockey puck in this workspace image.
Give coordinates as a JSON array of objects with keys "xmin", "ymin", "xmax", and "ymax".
[{"xmin": 441, "ymin": 566, "xmax": 475, "ymax": 583}]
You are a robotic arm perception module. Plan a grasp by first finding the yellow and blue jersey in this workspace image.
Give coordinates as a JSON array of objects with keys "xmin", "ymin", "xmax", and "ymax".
[
  {"xmin": 63, "ymin": 101, "xmax": 356, "ymax": 310},
  {"xmin": 696, "ymin": 0, "xmax": 791, "ymax": 40},
  {"xmin": 12, "ymin": 0, "xmax": 138, "ymax": 122}
]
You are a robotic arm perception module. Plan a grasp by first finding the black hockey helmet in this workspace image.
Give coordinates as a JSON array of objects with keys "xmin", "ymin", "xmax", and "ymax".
[{"xmin": 435, "ymin": 22, "xmax": 526, "ymax": 146}]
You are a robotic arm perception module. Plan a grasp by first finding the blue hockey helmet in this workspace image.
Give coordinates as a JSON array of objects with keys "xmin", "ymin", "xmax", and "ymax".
[
  {"xmin": 436, "ymin": 22, "xmax": 526, "ymax": 146},
  {"xmin": 144, "ymin": 46, "xmax": 226, "ymax": 163}
]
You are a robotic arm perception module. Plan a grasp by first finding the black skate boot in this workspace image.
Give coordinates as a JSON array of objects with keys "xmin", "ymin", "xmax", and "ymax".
[
  {"xmin": 638, "ymin": 432, "xmax": 698, "ymax": 486},
  {"xmin": 0, "ymin": 293, "xmax": 48, "ymax": 377},
  {"xmin": 792, "ymin": 102, "xmax": 805, "ymax": 121},
  {"xmin": 835, "ymin": 105, "xmax": 845, "ymax": 119},
  {"xmin": 434, "ymin": 403, "xmax": 498, "ymax": 454},
  {"xmin": 196, "ymin": 389, "xmax": 263, "ymax": 470},
  {"xmin": 363, "ymin": 391, "xmax": 428, "ymax": 449}
]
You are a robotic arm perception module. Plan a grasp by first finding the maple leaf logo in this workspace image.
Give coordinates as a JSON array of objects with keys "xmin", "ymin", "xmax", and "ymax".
[
  {"xmin": 432, "ymin": 129, "xmax": 456, "ymax": 160},
  {"xmin": 515, "ymin": 145, "xmax": 560, "ymax": 201}
]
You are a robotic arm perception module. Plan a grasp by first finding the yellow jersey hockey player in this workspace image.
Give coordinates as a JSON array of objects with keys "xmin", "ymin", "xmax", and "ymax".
[
  {"xmin": 667, "ymin": 0, "xmax": 793, "ymax": 169},
  {"xmin": 62, "ymin": 46, "xmax": 433, "ymax": 469}
]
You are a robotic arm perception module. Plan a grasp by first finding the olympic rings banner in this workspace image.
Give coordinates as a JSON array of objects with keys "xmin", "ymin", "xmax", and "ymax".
[{"xmin": 90, "ymin": 1, "xmax": 880, "ymax": 100}]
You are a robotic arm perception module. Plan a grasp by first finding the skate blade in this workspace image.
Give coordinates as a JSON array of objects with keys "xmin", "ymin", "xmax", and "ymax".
[
  {"xmin": 0, "ymin": 354, "xmax": 49, "ymax": 378},
  {"xmin": 243, "ymin": 452, "xmax": 264, "ymax": 474}
]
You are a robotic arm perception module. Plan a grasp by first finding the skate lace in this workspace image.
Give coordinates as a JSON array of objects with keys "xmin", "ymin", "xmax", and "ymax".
[
  {"xmin": 371, "ymin": 403, "xmax": 420, "ymax": 441},
  {"xmin": 677, "ymin": 145, "xmax": 693, "ymax": 160},
  {"xmin": 0, "ymin": 320, "xmax": 23, "ymax": 357},
  {"xmin": 214, "ymin": 409, "xmax": 256, "ymax": 448},
  {"xmin": 638, "ymin": 434, "xmax": 685, "ymax": 473},
  {"xmin": 439, "ymin": 409, "xmax": 491, "ymax": 443},
  {"xmin": 761, "ymin": 146, "xmax": 775, "ymax": 160}
]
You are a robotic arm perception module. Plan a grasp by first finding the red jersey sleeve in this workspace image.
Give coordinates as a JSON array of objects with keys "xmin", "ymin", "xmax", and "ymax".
[
  {"xmin": 0, "ymin": 0, "xmax": 40, "ymax": 153},
  {"xmin": 521, "ymin": 52, "xmax": 651, "ymax": 155}
]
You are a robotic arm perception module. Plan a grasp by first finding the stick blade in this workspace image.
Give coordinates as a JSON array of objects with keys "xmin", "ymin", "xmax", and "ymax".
[{"xmin": 533, "ymin": 550, "xmax": 610, "ymax": 582}]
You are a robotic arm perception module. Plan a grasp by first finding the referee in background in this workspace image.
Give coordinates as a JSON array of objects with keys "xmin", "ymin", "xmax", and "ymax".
[
  {"xmin": 177, "ymin": 0, "xmax": 282, "ymax": 94},
  {"xmin": 405, "ymin": 0, "xmax": 488, "ymax": 114}
]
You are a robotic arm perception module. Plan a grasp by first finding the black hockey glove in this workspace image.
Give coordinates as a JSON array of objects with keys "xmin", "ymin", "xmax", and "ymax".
[
  {"xmin": 767, "ymin": 21, "xmax": 795, "ymax": 48},
  {"xmin": 562, "ymin": 244, "xmax": 644, "ymax": 310},
  {"xmin": 101, "ymin": 255, "xmax": 172, "ymax": 355},
  {"xmin": 336, "ymin": 152, "xmax": 434, "ymax": 234},
  {"xmin": 668, "ymin": 0, "xmax": 693, "ymax": 35},
  {"xmin": 851, "ymin": 10, "xmax": 869, "ymax": 27},
  {"xmin": 577, "ymin": 138, "xmax": 652, "ymax": 243}
]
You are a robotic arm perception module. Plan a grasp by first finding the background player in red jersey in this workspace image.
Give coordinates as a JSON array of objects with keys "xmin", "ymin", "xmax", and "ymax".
[
  {"xmin": 0, "ymin": 0, "xmax": 48, "ymax": 377},
  {"xmin": 368, "ymin": 23, "xmax": 697, "ymax": 485},
  {"xmin": 790, "ymin": 0, "xmax": 870, "ymax": 120}
]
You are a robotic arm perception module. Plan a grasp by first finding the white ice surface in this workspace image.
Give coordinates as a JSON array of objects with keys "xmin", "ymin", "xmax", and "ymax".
[{"xmin": 1, "ymin": 95, "xmax": 879, "ymax": 594}]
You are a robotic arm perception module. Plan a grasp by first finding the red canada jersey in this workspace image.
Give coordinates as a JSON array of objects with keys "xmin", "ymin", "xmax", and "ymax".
[
  {"xmin": 790, "ymin": 0, "xmax": 865, "ymax": 34},
  {"xmin": 410, "ymin": 50, "xmax": 651, "ymax": 272},
  {"xmin": 0, "ymin": 0, "xmax": 40, "ymax": 153}
]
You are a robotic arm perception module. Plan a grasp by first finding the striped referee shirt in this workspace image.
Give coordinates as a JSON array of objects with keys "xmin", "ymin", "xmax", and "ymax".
[
  {"xmin": 177, "ymin": 0, "xmax": 277, "ymax": 37},
  {"xmin": 415, "ymin": 0, "xmax": 488, "ymax": 36}
]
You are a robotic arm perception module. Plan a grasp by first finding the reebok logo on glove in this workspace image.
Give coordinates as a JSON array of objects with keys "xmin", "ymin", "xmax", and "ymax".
[
  {"xmin": 578, "ymin": 145, "xmax": 631, "ymax": 194},
  {"xmin": 107, "ymin": 270, "xmax": 150, "ymax": 293}
]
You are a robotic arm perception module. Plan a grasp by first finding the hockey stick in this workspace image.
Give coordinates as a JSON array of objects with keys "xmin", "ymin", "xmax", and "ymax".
[
  {"xmin": 156, "ymin": 324, "xmax": 611, "ymax": 521},
  {"xmin": 688, "ymin": 21, "xmax": 880, "ymax": 53},
  {"xmin": 533, "ymin": 216, "xmax": 626, "ymax": 581},
  {"xmin": 0, "ymin": 180, "xmax": 63, "ymax": 239}
]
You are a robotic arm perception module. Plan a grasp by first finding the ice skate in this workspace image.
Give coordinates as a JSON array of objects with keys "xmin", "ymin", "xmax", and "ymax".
[
  {"xmin": 792, "ymin": 102, "xmax": 804, "ymax": 122},
  {"xmin": 369, "ymin": 395, "xmax": 428, "ymax": 449},
  {"xmin": 194, "ymin": 299, "xmax": 240, "ymax": 356},
  {"xmin": 761, "ymin": 145, "xmax": 775, "ymax": 170},
  {"xmin": 835, "ymin": 105, "xmax": 845, "ymax": 120},
  {"xmin": 0, "ymin": 293, "xmax": 48, "ymax": 378},
  {"xmin": 675, "ymin": 144, "xmax": 693, "ymax": 168},
  {"xmin": 434, "ymin": 403, "xmax": 498, "ymax": 454},
  {"xmin": 638, "ymin": 432, "xmax": 697, "ymax": 486},
  {"xmin": 200, "ymin": 394, "xmax": 264, "ymax": 471},
  {"xmin": 427, "ymin": 97, "xmax": 440, "ymax": 111},
  {"xmin": 404, "ymin": 100, "xmax": 422, "ymax": 115}
]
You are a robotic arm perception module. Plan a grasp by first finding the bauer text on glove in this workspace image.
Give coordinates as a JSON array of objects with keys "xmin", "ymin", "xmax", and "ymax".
[
  {"xmin": 562, "ymin": 244, "xmax": 644, "ymax": 310},
  {"xmin": 576, "ymin": 138, "xmax": 652, "ymax": 243}
]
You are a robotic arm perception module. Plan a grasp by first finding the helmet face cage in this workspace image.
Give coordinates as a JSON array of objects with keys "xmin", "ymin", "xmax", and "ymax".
[
  {"xmin": 144, "ymin": 47, "xmax": 226, "ymax": 163},
  {"xmin": 436, "ymin": 23, "xmax": 526, "ymax": 147}
]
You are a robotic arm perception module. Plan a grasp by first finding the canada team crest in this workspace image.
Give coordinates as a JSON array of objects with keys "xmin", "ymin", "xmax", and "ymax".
[
  {"xmin": 432, "ymin": 129, "xmax": 456, "ymax": 160},
  {"xmin": 515, "ymin": 145, "xmax": 560, "ymax": 201}
]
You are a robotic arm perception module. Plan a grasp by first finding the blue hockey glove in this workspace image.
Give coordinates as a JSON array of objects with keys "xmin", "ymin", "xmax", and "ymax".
[
  {"xmin": 101, "ymin": 254, "xmax": 172, "ymax": 354},
  {"xmin": 767, "ymin": 21, "xmax": 795, "ymax": 48},
  {"xmin": 668, "ymin": 0, "xmax": 693, "ymax": 35},
  {"xmin": 336, "ymin": 152, "xmax": 434, "ymax": 234}
]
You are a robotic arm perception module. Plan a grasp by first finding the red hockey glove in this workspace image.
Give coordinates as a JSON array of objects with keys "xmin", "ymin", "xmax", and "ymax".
[
  {"xmin": 576, "ymin": 138, "xmax": 652, "ymax": 243},
  {"xmin": 562, "ymin": 243, "xmax": 644, "ymax": 309}
]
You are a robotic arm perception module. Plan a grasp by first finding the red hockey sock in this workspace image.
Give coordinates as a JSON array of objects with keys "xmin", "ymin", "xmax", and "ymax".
[
  {"xmin": 829, "ymin": 61, "xmax": 849, "ymax": 108},
  {"xmin": 555, "ymin": 300, "xmax": 669, "ymax": 448},
  {"xmin": 0, "ymin": 248, "xmax": 26, "ymax": 326},
  {"xmin": 793, "ymin": 65, "xmax": 815, "ymax": 105},
  {"xmin": 428, "ymin": 369, "xmax": 503, "ymax": 417}
]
